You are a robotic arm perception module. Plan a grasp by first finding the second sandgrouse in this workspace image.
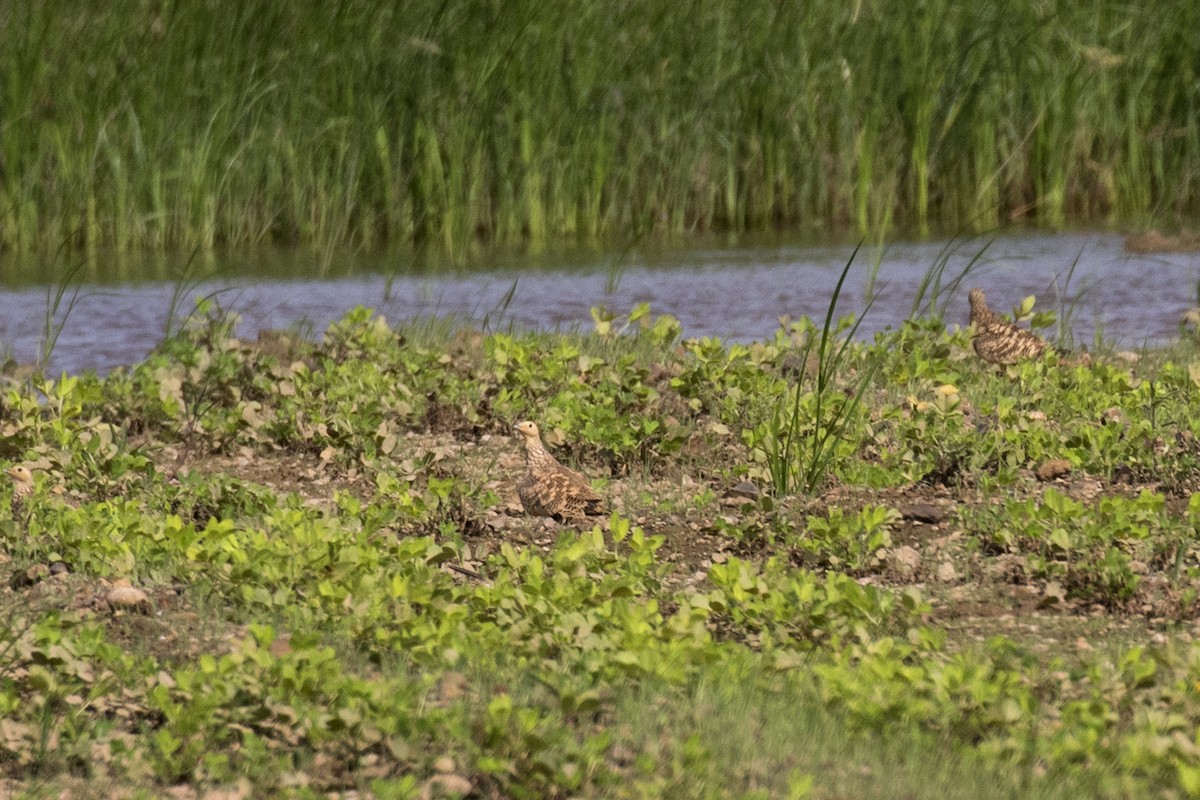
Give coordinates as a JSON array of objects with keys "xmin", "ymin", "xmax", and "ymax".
[
  {"xmin": 513, "ymin": 421, "xmax": 603, "ymax": 519},
  {"xmin": 968, "ymin": 288, "xmax": 1048, "ymax": 365},
  {"xmin": 6, "ymin": 465, "xmax": 33, "ymax": 523}
]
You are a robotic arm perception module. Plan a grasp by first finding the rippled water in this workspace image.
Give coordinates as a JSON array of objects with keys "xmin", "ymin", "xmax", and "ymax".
[{"xmin": 0, "ymin": 231, "xmax": 1197, "ymax": 375}]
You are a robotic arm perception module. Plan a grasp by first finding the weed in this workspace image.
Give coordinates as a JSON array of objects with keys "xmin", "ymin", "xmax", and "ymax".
[
  {"xmin": 757, "ymin": 244, "xmax": 879, "ymax": 495},
  {"xmin": 9, "ymin": 289, "xmax": 1200, "ymax": 798}
]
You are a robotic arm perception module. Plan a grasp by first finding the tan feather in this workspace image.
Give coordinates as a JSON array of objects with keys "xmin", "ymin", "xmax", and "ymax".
[
  {"xmin": 968, "ymin": 288, "xmax": 1048, "ymax": 365},
  {"xmin": 513, "ymin": 421, "xmax": 603, "ymax": 519}
]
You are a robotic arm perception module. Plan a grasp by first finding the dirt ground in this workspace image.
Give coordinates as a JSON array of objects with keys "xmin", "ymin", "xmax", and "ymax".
[
  {"xmin": 4, "ymin": 417, "xmax": 1190, "ymax": 697},
  {"xmin": 51, "ymin": 429, "xmax": 1180, "ymax": 665}
]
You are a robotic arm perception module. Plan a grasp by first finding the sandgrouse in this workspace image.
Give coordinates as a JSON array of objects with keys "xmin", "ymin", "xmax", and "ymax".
[
  {"xmin": 968, "ymin": 288, "xmax": 1048, "ymax": 365},
  {"xmin": 6, "ymin": 465, "xmax": 33, "ymax": 522},
  {"xmin": 513, "ymin": 421, "xmax": 603, "ymax": 519}
]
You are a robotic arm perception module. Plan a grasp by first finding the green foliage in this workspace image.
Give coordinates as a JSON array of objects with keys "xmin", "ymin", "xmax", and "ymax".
[
  {"xmin": 14, "ymin": 298, "xmax": 1200, "ymax": 797},
  {"xmin": 704, "ymin": 556, "xmax": 923, "ymax": 649},
  {"xmin": 792, "ymin": 505, "xmax": 902, "ymax": 573},
  {"xmin": 2, "ymin": 0, "xmax": 1199, "ymax": 253},
  {"xmin": 750, "ymin": 249, "xmax": 880, "ymax": 496},
  {"xmin": 967, "ymin": 488, "xmax": 1194, "ymax": 608}
]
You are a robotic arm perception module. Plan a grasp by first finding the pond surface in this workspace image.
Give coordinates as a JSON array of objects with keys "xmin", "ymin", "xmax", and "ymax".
[{"xmin": 0, "ymin": 231, "xmax": 1197, "ymax": 375}]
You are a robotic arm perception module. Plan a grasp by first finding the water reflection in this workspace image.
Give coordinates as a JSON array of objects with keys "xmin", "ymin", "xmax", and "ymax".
[{"xmin": 0, "ymin": 232, "xmax": 1197, "ymax": 375}]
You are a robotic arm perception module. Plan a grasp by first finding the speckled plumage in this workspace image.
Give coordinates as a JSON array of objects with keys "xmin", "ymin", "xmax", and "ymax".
[
  {"xmin": 514, "ymin": 421, "xmax": 603, "ymax": 519},
  {"xmin": 968, "ymin": 288, "xmax": 1048, "ymax": 365},
  {"xmin": 6, "ymin": 465, "xmax": 33, "ymax": 521}
]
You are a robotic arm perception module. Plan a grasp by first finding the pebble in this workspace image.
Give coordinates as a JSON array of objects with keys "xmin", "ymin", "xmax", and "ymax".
[
  {"xmin": 1114, "ymin": 351, "xmax": 1140, "ymax": 364},
  {"xmin": 899, "ymin": 503, "xmax": 947, "ymax": 525},
  {"xmin": 890, "ymin": 545, "xmax": 921, "ymax": 576},
  {"xmin": 107, "ymin": 586, "xmax": 152, "ymax": 612},
  {"xmin": 1036, "ymin": 459, "xmax": 1072, "ymax": 481},
  {"xmin": 726, "ymin": 481, "xmax": 760, "ymax": 500},
  {"xmin": 9, "ymin": 564, "xmax": 49, "ymax": 589},
  {"xmin": 420, "ymin": 774, "xmax": 473, "ymax": 800}
]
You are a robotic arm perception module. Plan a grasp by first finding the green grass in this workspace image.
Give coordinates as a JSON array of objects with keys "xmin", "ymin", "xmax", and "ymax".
[
  {"xmin": 1, "ymin": 0, "xmax": 1198, "ymax": 254},
  {"xmin": 611, "ymin": 661, "xmax": 1119, "ymax": 800},
  {"xmin": 9, "ymin": 295, "xmax": 1200, "ymax": 796}
]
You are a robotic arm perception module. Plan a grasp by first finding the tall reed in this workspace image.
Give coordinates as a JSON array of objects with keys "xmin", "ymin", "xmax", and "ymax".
[{"xmin": 0, "ymin": 0, "xmax": 1197, "ymax": 255}]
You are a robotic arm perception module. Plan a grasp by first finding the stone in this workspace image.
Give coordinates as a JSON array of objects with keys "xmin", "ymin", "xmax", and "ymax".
[
  {"xmin": 1036, "ymin": 459, "xmax": 1072, "ymax": 481},
  {"xmin": 1040, "ymin": 581, "xmax": 1067, "ymax": 606},
  {"xmin": 10, "ymin": 563, "xmax": 49, "ymax": 589},
  {"xmin": 107, "ymin": 586, "xmax": 151, "ymax": 613},
  {"xmin": 420, "ymin": 773, "xmax": 473, "ymax": 800},
  {"xmin": 726, "ymin": 481, "xmax": 760, "ymax": 500},
  {"xmin": 899, "ymin": 503, "xmax": 946, "ymax": 525},
  {"xmin": 890, "ymin": 545, "xmax": 921, "ymax": 577}
]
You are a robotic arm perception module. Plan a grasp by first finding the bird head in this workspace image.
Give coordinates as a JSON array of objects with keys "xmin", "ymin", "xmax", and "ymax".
[
  {"xmin": 5, "ymin": 465, "xmax": 33, "ymax": 486},
  {"xmin": 513, "ymin": 420, "xmax": 541, "ymax": 441},
  {"xmin": 968, "ymin": 287, "xmax": 988, "ymax": 312}
]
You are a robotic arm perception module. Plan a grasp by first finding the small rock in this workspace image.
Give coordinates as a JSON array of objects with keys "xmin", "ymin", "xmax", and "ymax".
[
  {"xmin": 936, "ymin": 561, "xmax": 958, "ymax": 583},
  {"xmin": 268, "ymin": 634, "xmax": 293, "ymax": 658},
  {"xmin": 1040, "ymin": 581, "xmax": 1067, "ymax": 606},
  {"xmin": 1027, "ymin": 410, "xmax": 1047, "ymax": 421},
  {"xmin": 107, "ymin": 586, "xmax": 151, "ymax": 613},
  {"xmin": 778, "ymin": 350, "xmax": 820, "ymax": 379},
  {"xmin": 49, "ymin": 561, "xmax": 68, "ymax": 577},
  {"xmin": 420, "ymin": 773, "xmax": 473, "ymax": 800},
  {"xmin": 610, "ymin": 744, "xmax": 636, "ymax": 765},
  {"xmin": 1036, "ymin": 459, "xmax": 1072, "ymax": 481},
  {"xmin": 899, "ymin": 503, "xmax": 946, "ymax": 525},
  {"xmin": 929, "ymin": 531, "xmax": 962, "ymax": 549},
  {"xmin": 949, "ymin": 586, "xmax": 973, "ymax": 602},
  {"xmin": 890, "ymin": 545, "xmax": 921, "ymax": 577},
  {"xmin": 437, "ymin": 672, "xmax": 468, "ymax": 702},
  {"xmin": 10, "ymin": 564, "xmax": 49, "ymax": 589},
  {"xmin": 726, "ymin": 481, "xmax": 760, "ymax": 500},
  {"xmin": 433, "ymin": 756, "xmax": 457, "ymax": 774},
  {"xmin": 1113, "ymin": 351, "xmax": 1140, "ymax": 365}
]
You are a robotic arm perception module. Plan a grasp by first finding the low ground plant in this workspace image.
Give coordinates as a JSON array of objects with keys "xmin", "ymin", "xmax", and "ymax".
[{"xmin": 5, "ymin": 302, "xmax": 1200, "ymax": 797}]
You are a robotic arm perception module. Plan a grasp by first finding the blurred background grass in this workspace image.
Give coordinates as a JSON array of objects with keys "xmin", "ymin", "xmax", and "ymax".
[{"xmin": 1, "ymin": 0, "xmax": 1196, "ymax": 253}]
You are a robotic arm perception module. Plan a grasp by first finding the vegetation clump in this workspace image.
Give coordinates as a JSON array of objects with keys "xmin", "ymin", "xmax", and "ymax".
[
  {"xmin": 5, "ymin": 296, "xmax": 1200, "ymax": 797},
  {"xmin": 1, "ymin": 0, "xmax": 1198, "ymax": 252}
]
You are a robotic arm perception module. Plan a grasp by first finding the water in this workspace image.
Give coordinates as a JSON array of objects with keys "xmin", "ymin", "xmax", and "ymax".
[{"xmin": 1, "ymin": 231, "xmax": 1198, "ymax": 375}]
